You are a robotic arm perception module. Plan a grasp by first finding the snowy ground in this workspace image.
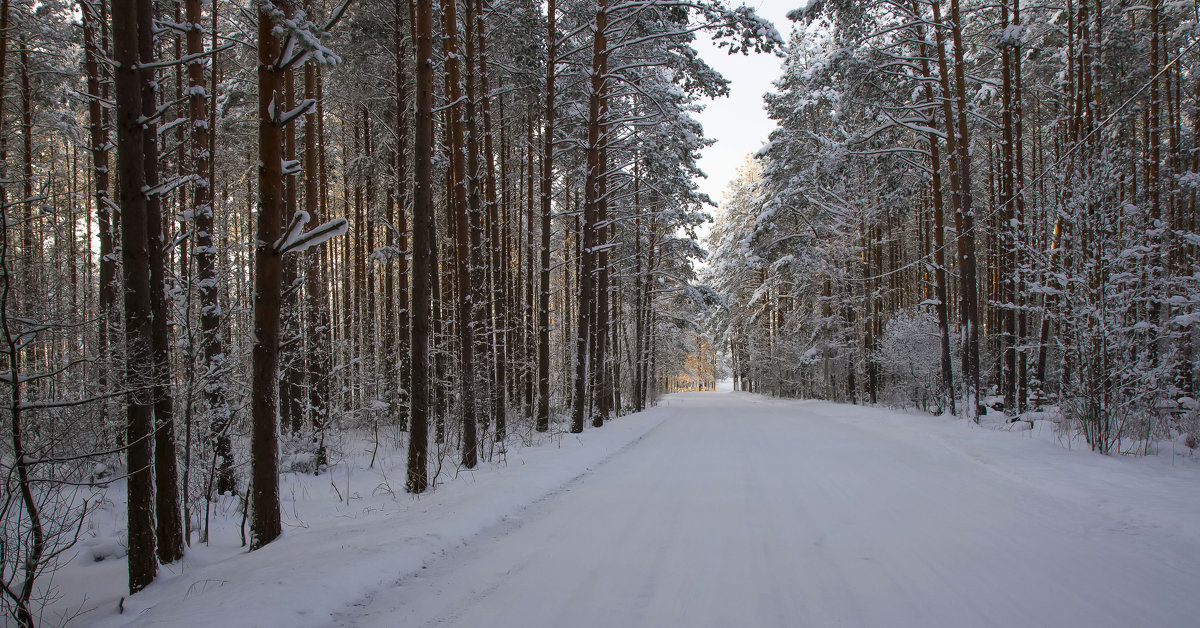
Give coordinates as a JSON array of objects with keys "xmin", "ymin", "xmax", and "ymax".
[{"xmin": 50, "ymin": 392, "xmax": 1200, "ymax": 627}]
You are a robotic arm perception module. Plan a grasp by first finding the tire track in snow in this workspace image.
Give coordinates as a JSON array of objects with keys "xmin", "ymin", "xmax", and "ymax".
[
  {"xmin": 332, "ymin": 411, "xmax": 676, "ymax": 627},
  {"xmin": 337, "ymin": 393, "xmax": 1200, "ymax": 628}
]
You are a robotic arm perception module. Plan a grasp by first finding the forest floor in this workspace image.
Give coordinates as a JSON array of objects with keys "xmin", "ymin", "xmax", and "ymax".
[{"xmin": 54, "ymin": 391, "xmax": 1200, "ymax": 627}]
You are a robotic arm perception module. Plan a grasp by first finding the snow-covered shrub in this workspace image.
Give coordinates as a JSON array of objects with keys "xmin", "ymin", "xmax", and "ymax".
[{"xmin": 876, "ymin": 308, "xmax": 956, "ymax": 412}]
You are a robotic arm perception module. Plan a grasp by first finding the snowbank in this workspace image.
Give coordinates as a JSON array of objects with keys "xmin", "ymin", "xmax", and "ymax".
[{"xmin": 53, "ymin": 407, "xmax": 673, "ymax": 627}]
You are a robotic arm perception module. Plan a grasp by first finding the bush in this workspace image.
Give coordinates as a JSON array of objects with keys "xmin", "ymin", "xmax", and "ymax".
[{"xmin": 876, "ymin": 308, "xmax": 957, "ymax": 412}]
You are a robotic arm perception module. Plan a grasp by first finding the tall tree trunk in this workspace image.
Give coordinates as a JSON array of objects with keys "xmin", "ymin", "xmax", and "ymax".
[
  {"xmin": 632, "ymin": 161, "xmax": 645, "ymax": 411},
  {"xmin": 934, "ymin": 0, "xmax": 981, "ymax": 421},
  {"xmin": 999, "ymin": 0, "xmax": 1017, "ymax": 414},
  {"xmin": 352, "ymin": 115, "xmax": 364, "ymax": 414},
  {"xmin": 1147, "ymin": 0, "xmax": 1162, "ymax": 365},
  {"xmin": 133, "ymin": 0, "xmax": 185, "ymax": 565},
  {"xmin": 305, "ymin": 2, "xmax": 332, "ymax": 465},
  {"xmin": 19, "ymin": 34, "xmax": 32, "ymax": 281},
  {"xmin": 441, "ymin": 0, "xmax": 479, "ymax": 468},
  {"xmin": 476, "ymin": 0, "xmax": 506, "ymax": 442},
  {"xmin": 538, "ymin": 20, "xmax": 554, "ymax": 429},
  {"xmin": 363, "ymin": 108, "xmax": 378, "ymax": 412},
  {"xmin": 911, "ymin": 0, "xmax": 956, "ymax": 414},
  {"xmin": 641, "ymin": 222, "xmax": 657, "ymax": 407},
  {"xmin": 406, "ymin": 0, "xmax": 434, "ymax": 493},
  {"xmin": 593, "ymin": 69, "xmax": 610, "ymax": 427},
  {"xmin": 949, "ymin": 0, "xmax": 981, "ymax": 421},
  {"xmin": 188, "ymin": 0, "xmax": 235, "ymax": 495},
  {"xmin": 81, "ymin": 0, "xmax": 118, "ymax": 408},
  {"xmin": 524, "ymin": 119, "xmax": 536, "ymax": 414},
  {"xmin": 1013, "ymin": 0, "xmax": 1028, "ymax": 413},
  {"xmin": 249, "ymin": 0, "xmax": 289, "ymax": 550},
  {"xmin": 113, "ymin": 0, "xmax": 158, "ymax": 590},
  {"xmin": 463, "ymin": 0, "xmax": 489, "ymax": 445},
  {"xmin": 281, "ymin": 54, "xmax": 303, "ymax": 436},
  {"xmin": 573, "ymin": 0, "xmax": 607, "ymax": 434},
  {"xmin": 393, "ymin": 0, "xmax": 412, "ymax": 431}
]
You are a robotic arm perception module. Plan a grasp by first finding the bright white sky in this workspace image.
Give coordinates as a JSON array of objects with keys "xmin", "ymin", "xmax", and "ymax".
[{"xmin": 693, "ymin": 1, "xmax": 797, "ymax": 209}]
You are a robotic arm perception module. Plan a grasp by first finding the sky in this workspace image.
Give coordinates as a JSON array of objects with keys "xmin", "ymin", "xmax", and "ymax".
[{"xmin": 692, "ymin": 1, "xmax": 796, "ymax": 210}]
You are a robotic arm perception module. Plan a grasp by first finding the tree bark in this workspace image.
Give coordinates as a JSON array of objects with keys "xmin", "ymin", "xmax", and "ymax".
[
  {"xmin": 537, "ymin": 0, "xmax": 556, "ymax": 432},
  {"xmin": 137, "ymin": 0, "xmax": 185, "ymax": 563},
  {"xmin": 249, "ymin": 0, "xmax": 289, "ymax": 549},
  {"xmin": 441, "ymin": 0, "xmax": 479, "ymax": 467},
  {"xmin": 393, "ymin": 0, "xmax": 412, "ymax": 431},
  {"xmin": 476, "ymin": 0, "xmax": 506, "ymax": 442},
  {"xmin": 406, "ymin": 0, "xmax": 434, "ymax": 493},
  {"xmin": 463, "ymin": 0, "xmax": 489, "ymax": 445},
  {"xmin": 573, "ymin": 0, "xmax": 607, "ymax": 434},
  {"xmin": 113, "ymin": 0, "xmax": 158, "ymax": 590},
  {"xmin": 948, "ymin": 0, "xmax": 981, "ymax": 421}
]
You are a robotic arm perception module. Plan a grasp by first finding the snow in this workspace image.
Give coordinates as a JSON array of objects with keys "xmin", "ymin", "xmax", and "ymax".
[
  {"xmin": 53, "ymin": 393, "xmax": 1200, "ymax": 627},
  {"xmin": 275, "ymin": 212, "xmax": 349, "ymax": 254},
  {"xmin": 340, "ymin": 394, "xmax": 1200, "ymax": 628},
  {"xmin": 996, "ymin": 24, "xmax": 1025, "ymax": 46},
  {"xmin": 52, "ymin": 407, "xmax": 674, "ymax": 627}
]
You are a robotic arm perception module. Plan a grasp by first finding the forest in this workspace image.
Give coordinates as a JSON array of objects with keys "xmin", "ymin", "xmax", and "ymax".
[
  {"xmin": 1, "ymin": 0, "xmax": 780, "ymax": 621},
  {"xmin": 1, "ymin": 0, "xmax": 1198, "ymax": 624},
  {"xmin": 709, "ymin": 0, "xmax": 1198, "ymax": 450}
]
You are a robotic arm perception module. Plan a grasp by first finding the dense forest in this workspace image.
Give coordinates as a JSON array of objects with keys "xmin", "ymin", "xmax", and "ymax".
[
  {"xmin": 0, "ymin": 0, "xmax": 779, "ymax": 620},
  {"xmin": 3, "ymin": 0, "xmax": 1199, "ymax": 622},
  {"xmin": 708, "ymin": 0, "xmax": 1198, "ymax": 450}
]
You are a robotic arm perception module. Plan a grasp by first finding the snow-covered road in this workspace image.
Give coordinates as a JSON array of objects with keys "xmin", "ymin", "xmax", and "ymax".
[{"xmin": 343, "ymin": 392, "xmax": 1200, "ymax": 628}]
